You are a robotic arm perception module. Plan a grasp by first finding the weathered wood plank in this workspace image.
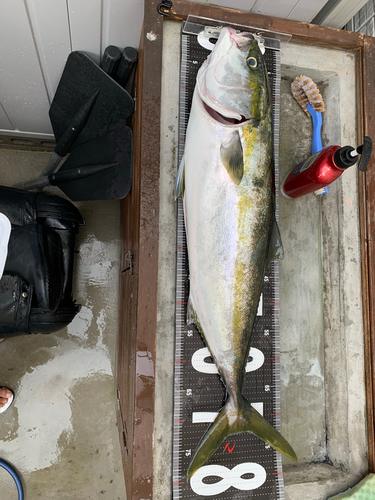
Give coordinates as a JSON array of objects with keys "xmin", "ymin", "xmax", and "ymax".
[
  {"xmin": 117, "ymin": 1, "xmax": 163, "ymax": 499},
  {"xmin": 361, "ymin": 35, "xmax": 375, "ymax": 471},
  {"xmin": 117, "ymin": 31, "xmax": 143, "ymax": 500}
]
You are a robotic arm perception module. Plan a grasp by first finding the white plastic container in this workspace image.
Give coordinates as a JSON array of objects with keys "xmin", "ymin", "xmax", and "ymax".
[{"xmin": 0, "ymin": 213, "xmax": 11, "ymax": 279}]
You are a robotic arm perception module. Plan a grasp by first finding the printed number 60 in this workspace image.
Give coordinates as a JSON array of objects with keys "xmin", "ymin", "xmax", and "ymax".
[
  {"xmin": 191, "ymin": 347, "xmax": 264, "ymax": 374},
  {"xmin": 190, "ymin": 462, "xmax": 266, "ymax": 496}
]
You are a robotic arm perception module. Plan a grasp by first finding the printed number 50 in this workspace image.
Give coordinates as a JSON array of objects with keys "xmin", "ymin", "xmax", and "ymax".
[{"xmin": 190, "ymin": 462, "xmax": 266, "ymax": 496}]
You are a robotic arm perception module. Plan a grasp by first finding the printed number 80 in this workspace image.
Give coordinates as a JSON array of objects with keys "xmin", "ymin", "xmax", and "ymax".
[{"xmin": 190, "ymin": 462, "xmax": 266, "ymax": 496}]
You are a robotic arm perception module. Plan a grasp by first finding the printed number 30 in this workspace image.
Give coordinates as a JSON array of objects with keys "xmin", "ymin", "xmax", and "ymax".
[{"xmin": 190, "ymin": 462, "xmax": 266, "ymax": 496}]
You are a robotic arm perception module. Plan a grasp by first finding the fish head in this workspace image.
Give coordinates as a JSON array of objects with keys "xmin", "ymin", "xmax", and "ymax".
[{"xmin": 196, "ymin": 27, "xmax": 270, "ymax": 122}]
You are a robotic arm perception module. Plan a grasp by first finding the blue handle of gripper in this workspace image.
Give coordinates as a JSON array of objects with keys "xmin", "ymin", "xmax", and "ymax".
[
  {"xmin": 307, "ymin": 102, "xmax": 328, "ymax": 195},
  {"xmin": 307, "ymin": 102, "xmax": 323, "ymax": 155}
]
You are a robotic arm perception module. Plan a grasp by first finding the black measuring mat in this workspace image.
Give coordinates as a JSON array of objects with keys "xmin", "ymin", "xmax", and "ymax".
[{"xmin": 172, "ymin": 25, "xmax": 284, "ymax": 500}]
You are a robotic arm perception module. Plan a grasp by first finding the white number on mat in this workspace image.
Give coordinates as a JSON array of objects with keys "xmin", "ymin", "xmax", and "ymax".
[
  {"xmin": 191, "ymin": 347, "xmax": 264, "ymax": 374},
  {"xmin": 192, "ymin": 403, "xmax": 264, "ymax": 424},
  {"xmin": 190, "ymin": 462, "xmax": 267, "ymax": 496}
]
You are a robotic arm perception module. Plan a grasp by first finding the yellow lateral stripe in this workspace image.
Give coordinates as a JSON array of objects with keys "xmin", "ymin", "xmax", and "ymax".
[{"xmin": 233, "ymin": 125, "xmax": 258, "ymax": 338}]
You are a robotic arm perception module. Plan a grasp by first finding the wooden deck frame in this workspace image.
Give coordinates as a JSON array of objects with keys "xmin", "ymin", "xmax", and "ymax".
[{"xmin": 117, "ymin": 1, "xmax": 375, "ymax": 498}]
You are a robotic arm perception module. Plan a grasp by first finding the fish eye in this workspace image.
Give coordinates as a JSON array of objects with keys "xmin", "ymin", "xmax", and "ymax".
[{"xmin": 247, "ymin": 56, "xmax": 258, "ymax": 69}]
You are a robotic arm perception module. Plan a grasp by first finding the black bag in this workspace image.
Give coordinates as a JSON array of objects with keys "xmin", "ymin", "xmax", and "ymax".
[{"xmin": 0, "ymin": 186, "xmax": 84, "ymax": 337}]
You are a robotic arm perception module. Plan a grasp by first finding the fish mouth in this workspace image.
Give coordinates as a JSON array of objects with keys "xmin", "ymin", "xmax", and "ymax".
[
  {"xmin": 202, "ymin": 100, "xmax": 252, "ymax": 126},
  {"xmin": 199, "ymin": 78, "xmax": 251, "ymax": 120},
  {"xmin": 197, "ymin": 64, "xmax": 252, "ymax": 122},
  {"xmin": 197, "ymin": 57, "xmax": 247, "ymax": 121},
  {"xmin": 226, "ymin": 27, "xmax": 254, "ymax": 47}
]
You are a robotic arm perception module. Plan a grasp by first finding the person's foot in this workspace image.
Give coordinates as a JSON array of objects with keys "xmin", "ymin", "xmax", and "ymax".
[
  {"xmin": 0, "ymin": 341, "xmax": 13, "ymax": 412},
  {"xmin": 0, "ymin": 388, "xmax": 13, "ymax": 410}
]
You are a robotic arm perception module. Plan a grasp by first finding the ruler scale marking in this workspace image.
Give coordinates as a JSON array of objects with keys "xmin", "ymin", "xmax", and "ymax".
[{"xmin": 172, "ymin": 26, "xmax": 284, "ymax": 500}]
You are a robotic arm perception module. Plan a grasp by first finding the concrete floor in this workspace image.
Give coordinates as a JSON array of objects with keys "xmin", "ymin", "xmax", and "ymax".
[{"xmin": 0, "ymin": 149, "xmax": 126, "ymax": 499}]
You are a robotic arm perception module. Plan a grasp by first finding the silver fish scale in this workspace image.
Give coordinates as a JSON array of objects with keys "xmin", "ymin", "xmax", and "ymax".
[{"xmin": 172, "ymin": 25, "xmax": 284, "ymax": 500}]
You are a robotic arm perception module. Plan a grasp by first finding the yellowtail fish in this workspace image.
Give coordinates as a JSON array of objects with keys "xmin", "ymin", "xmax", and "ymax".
[{"xmin": 175, "ymin": 27, "xmax": 297, "ymax": 479}]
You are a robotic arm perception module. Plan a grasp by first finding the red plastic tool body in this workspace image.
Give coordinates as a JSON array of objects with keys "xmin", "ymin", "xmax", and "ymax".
[{"xmin": 282, "ymin": 145, "xmax": 345, "ymax": 198}]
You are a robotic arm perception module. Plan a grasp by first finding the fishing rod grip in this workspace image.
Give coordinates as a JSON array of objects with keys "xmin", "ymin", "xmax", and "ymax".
[
  {"xmin": 12, "ymin": 176, "xmax": 49, "ymax": 190},
  {"xmin": 38, "ymin": 151, "xmax": 62, "ymax": 178},
  {"xmin": 36, "ymin": 90, "xmax": 99, "ymax": 181},
  {"xmin": 115, "ymin": 47, "xmax": 138, "ymax": 88},
  {"xmin": 101, "ymin": 45, "xmax": 122, "ymax": 76},
  {"xmin": 52, "ymin": 90, "xmax": 99, "ymax": 160},
  {"xmin": 49, "ymin": 163, "xmax": 116, "ymax": 185}
]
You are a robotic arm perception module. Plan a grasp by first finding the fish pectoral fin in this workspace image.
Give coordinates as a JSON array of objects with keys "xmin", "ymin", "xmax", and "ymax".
[
  {"xmin": 174, "ymin": 155, "xmax": 185, "ymax": 199},
  {"xmin": 187, "ymin": 398, "xmax": 297, "ymax": 481},
  {"xmin": 265, "ymin": 219, "xmax": 284, "ymax": 269},
  {"xmin": 220, "ymin": 130, "xmax": 244, "ymax": 186}
]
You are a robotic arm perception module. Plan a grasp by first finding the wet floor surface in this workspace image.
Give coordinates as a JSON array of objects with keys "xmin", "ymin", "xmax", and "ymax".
[{"xmin": 0, "ymin": 149, "xmax": 126, "ymax": 499}]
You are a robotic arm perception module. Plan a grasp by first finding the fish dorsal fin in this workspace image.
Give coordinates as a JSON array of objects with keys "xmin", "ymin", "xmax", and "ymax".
[
  {"xmin": 220, "ymin": 130, "xmax": 243, "ymax": 186},
  {"xmin": 174, "ymin": 156, "xmax": 185, "ymax": 199},
  {"xmin": 265, "ymin": 219, "xmax": 284, "ymax": 270}
]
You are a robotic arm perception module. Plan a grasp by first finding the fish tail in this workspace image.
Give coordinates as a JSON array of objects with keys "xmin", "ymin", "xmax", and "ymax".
[{"xmin": 187, "ymin": 397, "xmax": 297, "ymax": 481}]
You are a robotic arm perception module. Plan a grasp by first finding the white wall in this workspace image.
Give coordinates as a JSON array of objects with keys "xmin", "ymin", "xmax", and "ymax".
[
  {"xmin": 0, "ymin": 0, "xmax": 337, "ymax": 139},
  {"xmin": 0, "ymin": 0, "xmax": 144, "ymax": 138}
]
